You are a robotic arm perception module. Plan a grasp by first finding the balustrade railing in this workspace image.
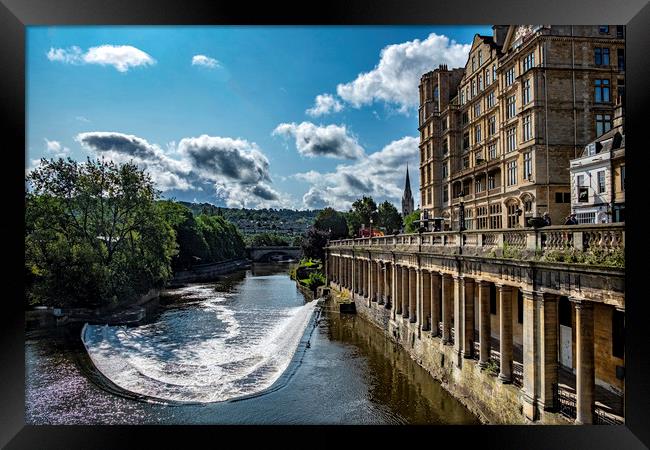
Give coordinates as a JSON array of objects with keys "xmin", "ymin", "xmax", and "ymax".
[{"xmin": 327, "ymin": 223, "xmax": 625, "ymax": 265}]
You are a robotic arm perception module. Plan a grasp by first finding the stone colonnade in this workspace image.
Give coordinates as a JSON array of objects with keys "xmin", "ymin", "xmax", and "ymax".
[{"xmin": 326, "ymin": 253, "xmax": 599, "ymax": 424}]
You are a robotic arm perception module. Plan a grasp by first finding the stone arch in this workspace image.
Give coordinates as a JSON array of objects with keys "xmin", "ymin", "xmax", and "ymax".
[{"xmin": 504, "ymin": 196, "xmax": 520, "ymax": 207}]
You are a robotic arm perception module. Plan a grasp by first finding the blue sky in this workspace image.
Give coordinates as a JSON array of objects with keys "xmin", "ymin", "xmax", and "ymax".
[{"xmin": 27, "ymin": 25, "xmax": 492, "ymax": 210}]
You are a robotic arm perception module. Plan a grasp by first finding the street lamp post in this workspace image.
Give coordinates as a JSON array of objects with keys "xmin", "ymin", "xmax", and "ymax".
[
  {"xmin": 369, "ymin": 218, "xmax": 373, "ymax": 239},
  {"xmin": 458, "ymin": 190, "xmax": 466, "ymax": 232}
]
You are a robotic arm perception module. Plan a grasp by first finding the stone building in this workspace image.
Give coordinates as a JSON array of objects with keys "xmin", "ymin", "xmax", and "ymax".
[
  {"xmin": 418, "ymin": 25, "xmax": 625, "ymax": 231},
  {"xmin": 401, "ymin": 164, "xmax": 415, "ymax": 217},
  {"xmin": 569, "ymin": 99, "xmax": 625, "ymax": 223}
]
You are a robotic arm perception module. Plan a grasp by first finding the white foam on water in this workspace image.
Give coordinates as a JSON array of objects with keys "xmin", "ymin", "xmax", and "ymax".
[{"xmin": 83, "ymin": 283, "xmax": 316, "ymax": 403}]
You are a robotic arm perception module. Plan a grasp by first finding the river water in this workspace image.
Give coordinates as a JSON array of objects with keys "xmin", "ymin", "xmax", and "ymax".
[{"xmin": 25, "ymin": 263, "xmax": 479, "ymax": 425}]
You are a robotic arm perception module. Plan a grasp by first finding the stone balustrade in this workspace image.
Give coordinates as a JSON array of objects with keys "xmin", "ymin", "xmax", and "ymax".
[{"xmin": 329, "ymin": 223, "xmax": 624, "ymax": 262}]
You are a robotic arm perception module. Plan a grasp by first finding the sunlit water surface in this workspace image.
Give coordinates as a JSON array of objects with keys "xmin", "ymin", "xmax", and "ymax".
[{"xmin": 26, "ymin": 264, "xmax": 479, "ymax": 424}]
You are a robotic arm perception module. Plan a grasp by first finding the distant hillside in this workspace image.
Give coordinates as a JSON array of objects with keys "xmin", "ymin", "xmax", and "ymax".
[{"xmin": 178, "ymin": 202, "xmax": 320, "ymax": 238}]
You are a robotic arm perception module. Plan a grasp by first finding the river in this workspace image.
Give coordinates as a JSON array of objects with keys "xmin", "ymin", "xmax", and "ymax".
[{"xmin": 25, "ymin": 263, "xmax": 479, "ymax": 425}]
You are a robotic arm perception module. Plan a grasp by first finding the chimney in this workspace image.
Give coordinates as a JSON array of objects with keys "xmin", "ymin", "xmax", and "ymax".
[{"xmin": 492, "ymin": 25, "xmax": 509, "ymax": 47}]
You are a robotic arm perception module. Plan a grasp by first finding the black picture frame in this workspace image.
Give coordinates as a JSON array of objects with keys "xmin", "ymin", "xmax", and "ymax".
[{"xmin": 2, "ymin": 0, "xmax": 648, "ymax": 448}]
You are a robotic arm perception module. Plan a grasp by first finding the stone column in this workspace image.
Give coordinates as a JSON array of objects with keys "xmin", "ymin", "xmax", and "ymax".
[
  {"xmin": 573, "ymin": 298, "xmax": 595, "ymax": 425},
  {"xmin": 376, "ymin": 262, "xmax": 383, "ymax": 304},
  {"xmin": 522, "ymin": 289, "xmax": 539, "ymax": 421},
  {"xmin": 395, "ymin": 265, "xmax": 402, "ymax": 316},
  {"xmin": 379, "ymin": 263, "xmax": 386, "ymax": 305},
  {"xmin": 385, "ymin": 262, "xmax": 392, "ymax": 309},
  {"xmin": 478, "ymin": 280, "xmax": 491, "ymax": 368},
  {"xmin": 352, "ymin": 257, "xmax": 357, "ymax": 295},
  {"xmin": 462, "ymin": 277, "xmax": 475, "ymax": 359},
  {"xmin": 421, "ymin": 271, "xmax": 431, "ymax": 331},
  {"xmin": 401, "ymin": 266, "xmax": 409, "ymax": 319},
  {"xmin": 453, "ymin": 275, "xmax": 463, "ymax": 366},
  {"xmin": 497, "ymin": 284, "xmax": 513, "ymax": 383},
  {"xmin": 431, "ymin": 272, "xmax": 441, "ymax": 337},
  {"xmin": 539, "ymin": 293, "xmax": 559, "ymax": 413},
  {"xmin": 441, "ymin": 273, "xmax": 453, "ymax": 345},
  {"xmin": 409, "ymin": 268, "xmax": 417, "ymax": 323},
  {"xmin": 370, "ymin": 260, "xmax": 376, "ymax": 302},
  {"xmin": 392, "ymin": 264, "xmax": 399, "ymax": 318}
]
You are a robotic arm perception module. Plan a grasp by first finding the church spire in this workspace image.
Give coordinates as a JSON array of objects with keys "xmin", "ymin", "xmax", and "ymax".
[{"xmin": 401, "ymin": 164, "xmax": 414, "ymax": 217}]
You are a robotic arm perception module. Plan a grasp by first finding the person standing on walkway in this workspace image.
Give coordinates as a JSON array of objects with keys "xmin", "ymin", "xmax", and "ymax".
[
  {"xmin": 564, "ymin": 213, "xmax": 578, "ymax": 225},
  {"xmin": 543, "ymin": 212, "xmax": 552, "ymax": 226}
]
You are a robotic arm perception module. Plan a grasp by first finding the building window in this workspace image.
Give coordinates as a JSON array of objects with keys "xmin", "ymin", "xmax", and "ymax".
[
  {"xmin": 443, "ymin": 186, "xmax": 449, "ymax": 203},
  {"xmin": 598, "ymin": 170, "xmax": 606, "ymax": 193},
  {"xmin": 508, "ymin": 203, "xmax": 520, "ymax": 228},
  {"xmin": 524, "ymin": 198, "xmax": 532, "ymax": 213},
  {"xmin": 599, "ymin": 25, "xmax": 609, "ymax": 33},
  {"xmin": 472, "ymin": 56, "xmax": 476, "ymax": 72},
  {"xmin": 621, "ymin": 165, "xmax": 625, "ymax": 191},
  {"xmin": 442, "ymin": 163, "xmax": 448, "ymax": 179},
  {"xmin": 463, "ymin": 132, "xmax": 470, "ymax": 150},
  {"xmin": 474, "ymin": 101, "xmax": 481, "ymax": 118},
  {"xmin": 507, "ymin": 160, "xmax": 517, "ymax": 186},
  {"xmin": 488, "ymin": 115, "xmax": 496, "ymax": 136},
  {"xmin": 618, "ymin": 49, "xmax": 625, "ymax": 71},
  {"xmin": 477, "ymin": 206, "xmax": 488, "ymax": 230},
  {"xmin": 616, "ymin": 25, "xmax": 624, "ymax": 38},
  {"xmin": 493, "ymin": 64, "xmax": 497, "ymax": 83},
  {"xmin": 555, "ymin": 192, "xmax": 571, "ymax": 203},
  {"xmin": 522, "ymin": 52, "xmax": 535, "ymax": 72},
  {"xmin": 612, "ymin": 309, "xmax": 624, "ymax": 358},
  {"xmin": 576, "ymin": 212, "xmax": 596, "ymax": 224},
  {"xmin": 487, "ymin": 91, "xmax": 495, "ymax": 108},
  {"xmin": 489, "ymin": 203, "xmax": 502, "ymax": 229},
  {"xmin": 522, "ymin": 114, "xmax": 532, "ymax": 141},
  {"xmin": 506, "ymin": 126, "xmax": 517, "ymax": 152},
  {"xmin": 523, "ymin": 151, "xmax": 532, "ymax": 179},
  {"xmin": 478, "ymin": 75, "xmax": 483, "ymax": 91},
  {"xmin": 577, "ymin": 174, "xmax": 589, "ymax": 202},
  {"xmin": 485, "ymin": 68, "xmax": 491, "ymax": 85},
  {"xmin": 595, "ymin": 47, "xmax": 610, "ymax": 66},
  {"xmin": 596, "ymin": 113, "xmax": 612, "ymax": 136},
  {"xmin": 464, "ymin": 208, "xmax": 473, "ymax": 231},
  {"xmin": 463, "ymin": 155, "xmax": 470, "ymax": 169},
  {"xmin": 507, "ymin": 95, "xmax": 516, "ymax": 119},
  {"xmin": 475, "ymin": 124, "xmax": 482, "ymax": 143},
  {"xmin": 460, "ymin": 89, "xmax": 465, "ymax": 105},
  {"xmin": 443, "ymin": 138, "xmax": 448, "ymax": 154},
  {"xmin": 522, "ymin": 78, "xmax": 531, "ymax": 104},
  {"xmin": 475, "ymin": 177, "xmax": 484, "ymax": 192},
  {"xmin": 488, "ymin": 143, "xmax": 497, "ymax": 160},
  {"xmin": 488, "ymin": 173, "xmax": 496, "ymax": 190},
  {"xmin": 478, "ymin": 50, "xmax": 483, "ymax": 66},
  {"xmin": 595, "ymin": 79, "xmax": 611, "ymax": 103},
  {"xmin": 471, "ymin": 80, "xmax": 476, "ymax": 97},
  {"xmin": 462, "ymin": 111, "xmax": 469, "ymax": 125},
  {"xmin": 505, "ymin": 67, "xmax": 515, "ymax": 86}
]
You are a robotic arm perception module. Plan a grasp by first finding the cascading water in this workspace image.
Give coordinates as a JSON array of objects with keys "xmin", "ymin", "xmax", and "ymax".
[{"xmin": 82, "ymin": 274, "xmax": 317, "ymax": 404}]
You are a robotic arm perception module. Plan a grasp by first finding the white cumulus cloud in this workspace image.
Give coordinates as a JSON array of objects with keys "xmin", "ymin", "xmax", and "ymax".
[
  {"xmin": 293, "ymin": 136, "xmax": 420, "ymax": 210},
  {"xmin": 336, "ymin": 33, "xmax": 470, "ymax": 113},
  {"xmin": 44, "ymin": 138, "xmax": 70, "ymax": 158},
  {"xmin": 47, "ymin": 45, "xmax": 156, "ymax": 72},
  {"xmin": 306, "ymin": 94, "xmax": 344, "ymax": 117},
  {"xmin": 192, "ymin": 54, "xmax": 220, "ymax": 69},
  {"xmin": 273, "ymin": 122, "xmax": 365, "ymax": 160}
]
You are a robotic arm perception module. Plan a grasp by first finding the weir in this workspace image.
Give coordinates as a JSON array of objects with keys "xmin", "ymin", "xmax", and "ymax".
[{"xmin": 325, "ymin": 223, "xmax": 625, "ymax": 424}]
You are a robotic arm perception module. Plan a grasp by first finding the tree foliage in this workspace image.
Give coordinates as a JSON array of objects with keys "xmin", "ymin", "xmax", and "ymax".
[
  {"xmin": 403, "ymin": 209, "xmax": 421, "ymax": 234},
  {"xmin": 346, "ymin": 196, "xmax": 379, "ymax": 237},
  {"xmin": 246, "ymin": 232, "xmax": 290, "ymax": 247},
  {"xmin": 313, "ymin": 207, "xmax": 348, "ymax": 240},
  {"xmin": 377, "ymin": 201, "xmax": 402, "ymax": 235},
  {"xmin": 25, "ymin": 158, "xmax": 177, "ymax": 308},
  {"xmin": 301, "ymin": 226, "xmax": 329, "ymax": 261}
]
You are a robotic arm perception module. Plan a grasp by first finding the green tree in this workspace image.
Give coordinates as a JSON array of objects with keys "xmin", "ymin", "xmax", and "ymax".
[
  {"xmin": 25, "ymin": 157, "xmax": 177, "ymax": 308},
  {"xmin": 347, "ymin": 196, "xmax": 378, "ymax": 237},
  {"xmin": 404, "ymin": 209, "xmax": 421, "ymax": 234},
  {"xmin": 301, "ymin": 226, "xmax": 329, "ymax": 261},
  {"xmin": 157, "ymin": 201, "xmax": 209, "ymax": 271},
  {"xmin": 313, "ymin": 207, "xmax": 348, "ymax": 239},
  {"xmin": 196, "ymin": 214, "xmax": 246, "ymax": 262},
  {"xmin": 248, "ymin": 232, "xmax": 290, "ymax": 247},
  {"xmin": 377, "ymin": 201, "xmax": 402, "ymax": 235}
]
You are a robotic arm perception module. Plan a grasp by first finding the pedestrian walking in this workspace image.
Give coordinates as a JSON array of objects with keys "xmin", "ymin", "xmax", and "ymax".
[
  {"xmin": 564, "ymin": 213, "xmax": 578, "ymax": 225},
  {"xmin": 543, "ymin": 212, "xmax": 552, "ymax": 226}
]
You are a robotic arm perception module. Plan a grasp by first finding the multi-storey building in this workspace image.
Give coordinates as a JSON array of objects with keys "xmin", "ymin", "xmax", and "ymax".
[
  {"xmin": 419, "ymin": 25, "xmax": 625, "ymax": 231},
  {"xmin": 569, "ymin": 99, "xmax": 625, "ymax": 224}
]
